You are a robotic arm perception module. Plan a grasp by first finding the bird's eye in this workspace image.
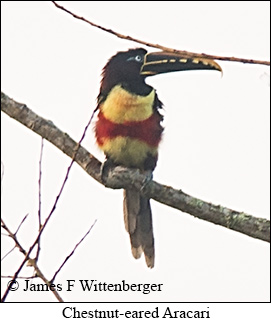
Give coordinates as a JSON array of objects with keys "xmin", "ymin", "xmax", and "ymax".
[
  {"xmin": 127, "ymin": 55, "xmax": 143, "ymax": 62},
  {"xmin": 134, "ymin": 55, "xmax": 143, "ymax": 62}
]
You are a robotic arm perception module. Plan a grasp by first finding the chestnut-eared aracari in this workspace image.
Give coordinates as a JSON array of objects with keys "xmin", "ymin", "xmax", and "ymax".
[{"xmin": 95, "ymin": 48, "xmax": 221, "ymax": 268}]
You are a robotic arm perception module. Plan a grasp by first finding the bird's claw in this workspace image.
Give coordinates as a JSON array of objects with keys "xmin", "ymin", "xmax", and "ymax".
[
  {"xmin": 100, "ymin": 158, "xmax": 116, "ymax": 184},
  {"xmin": 140, "ymin": 170, "xmax": 153, "ymax": 193}
]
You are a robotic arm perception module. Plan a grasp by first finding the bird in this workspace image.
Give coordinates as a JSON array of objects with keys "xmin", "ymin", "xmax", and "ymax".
[{"xmin": 95, "ymin": 48, "xmax": 221, "ymax": 268}]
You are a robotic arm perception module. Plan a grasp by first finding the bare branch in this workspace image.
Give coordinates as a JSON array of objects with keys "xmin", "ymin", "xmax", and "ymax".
[
  {"xmin": 1, "ymin": 219, "xmax": 64, "ymax": 302},
  {"xmin": 1, "ymin": 246, "xmax": 16, "ymax": 262},
  {"xmin": 52, "ymin": 1, "xmax": 269, "ymax": 66},
  {"xmin": 1, "ymin": 161, "xmax": 4, "ymax": 196},
  {"xmin": 1, "ymin": 213, "xmax": 28, "ymax": 260},
  {"xmin": 36, "ymin": 138, "xmax": 44, "ymax": 261},
  {"xmin": 1, "ymin": 275, "xmax": 38, "ymax": 279},
  {"xmin": 1, "ymin": 219, "xmax": 27, "ymax": 256},
  {"xmin": 1, "ymin": 218, "xmax": 33, "ymax": 301},
  {"xmin": 2, "ymin": 92, "xmax": 269, "ymax": 243},
  {"xmin": 14, "ymin": 213, "xmax": 29, "ymax": 236},
  {"xmin": 51, "ymin": 219, "xmax": 97, "ymax": 283},
  {"xmin": 27, "ymin": 258, "xmax": 64, "ymax": 302},
  {"xmin": 38, "ymin": 138, "xmax": 44, "ymax": 230}
]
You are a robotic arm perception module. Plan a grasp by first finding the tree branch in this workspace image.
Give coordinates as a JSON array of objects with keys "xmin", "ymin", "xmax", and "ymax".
[
  {"xmin": 52, "ymin": 1, "xmax": 269, "ymax": 66},
  {"xmin": 2, "ymin": 92, "xmax": 269, "ymax": 243},
  {"xmin": 1, "ymin": 218, "xmax": 64, "ymax": 302},
  {"xmin": 36, "ymin": 138, "xmax": 44, "ymax": 261}
]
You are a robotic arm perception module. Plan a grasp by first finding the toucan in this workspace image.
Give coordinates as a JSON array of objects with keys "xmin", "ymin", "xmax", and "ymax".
[{"xmin": 95, "ymin": 48, "xmax": 221, "ymax": 268}]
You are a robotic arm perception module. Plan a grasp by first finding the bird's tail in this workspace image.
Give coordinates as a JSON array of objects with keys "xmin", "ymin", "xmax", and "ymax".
[{"xmin": 123, "ymin": 189, "xmax": 154, "ymax": 268}]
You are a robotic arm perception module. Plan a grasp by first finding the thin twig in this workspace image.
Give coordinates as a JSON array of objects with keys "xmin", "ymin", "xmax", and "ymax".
[
  {"xmin": 1, "ymin": 219, "xmax": 27, "ymax": 255},
  {"xmin": 38, "ymin": 138, "xmax": 44, "ymax": 229},
  {"xmin": 51, "ymin": 219, "xmax": 97, "ymax": 283},
  {"xmin": 1, "ymin": 213, "xmax": 29, "ymax": 260},
  {"xmin": 36, "ymin": 138, "xmax": 44, "ymax": 261},
  {"xmin": 27, "ymin": 258, "xmax": 64, "ymax": 302},
  {"xmin": 1, "ymin": 254, "xmax": 32, "ymax": 302},
  {"xmin": 1, "ymin": 246, "xmax": 16, "ymax": 262},
  {"xmin": 52, "ymin": 1, "xmax": 269, "ymax": 66},
  {"xmin": 1, "ymin": 161, "xmax": 4, "ymax": 196},
  {"xmin": 14, "ymin": 214, "xmax": 29, "ymax": 236},
  {"xmin": 1, "ymin": 214, "xmax": 29, "ymax": 260},
  {"xmin": 1, "ymin": 275, "xmax": 38, "ymax": 279}
]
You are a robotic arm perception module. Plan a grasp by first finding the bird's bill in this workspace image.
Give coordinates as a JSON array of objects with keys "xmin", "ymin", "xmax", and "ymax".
[{"xmin": 140, "ymin": 51, "xmax": 222, "ymax": 76}]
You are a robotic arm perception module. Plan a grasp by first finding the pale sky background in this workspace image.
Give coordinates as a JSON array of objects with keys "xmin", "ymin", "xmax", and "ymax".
[{"xmin": 1, "ymin": 0, "xmax": 270, "ymax": 308}]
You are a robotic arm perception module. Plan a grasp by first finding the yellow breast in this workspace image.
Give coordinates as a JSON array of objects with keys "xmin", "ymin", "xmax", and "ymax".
[
  {"xmin": 100, "ymin": 136, "xmax": 158, "ymax": 168},
  {"xmin": 100, "ymin": 85, "xmax": 155, "ymax": 123}
]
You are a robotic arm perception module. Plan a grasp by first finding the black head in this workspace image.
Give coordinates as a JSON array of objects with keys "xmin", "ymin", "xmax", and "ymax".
[{"xmin": 100, "ymin": 48, "xmax": 151, "ymax": 96}]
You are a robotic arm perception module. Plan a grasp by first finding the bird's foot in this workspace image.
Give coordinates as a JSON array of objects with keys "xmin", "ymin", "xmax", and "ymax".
[
  {"xmin": 100, "ymin": 158, "xmax": 116, "ymax": 184},
  {"xmin": 140, "ymin": 170, "xmax": 153, "ymax": 193}
]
